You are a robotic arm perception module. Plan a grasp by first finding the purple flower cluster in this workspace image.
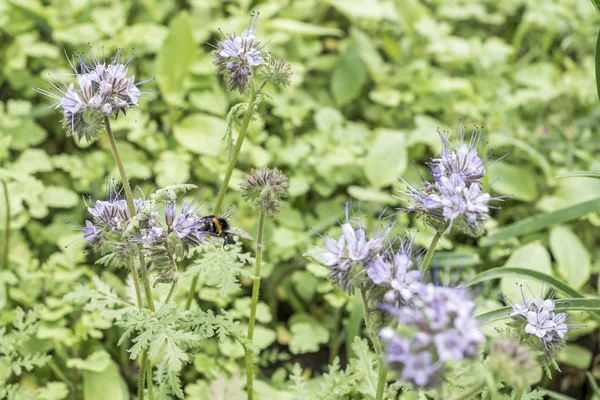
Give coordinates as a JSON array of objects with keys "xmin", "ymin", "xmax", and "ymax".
[
  {"xmin": 380, "ymin": 284, "xmax": 484, "ymax": 387},
  {"xmin": 82, "ymin": 192, "xmax": 210, "ymax": 255},
  {"xmin": 315, "ymin": 204, "xmax": 389, "ymax": 293},
  {"xmin": 406, "ymin": 128, "xmax": 499, "ymax": 236},
  {"xmin": 213, "ymin": 12, "xmax": 265, "ymax": 93},
  {"xmin": 34, "ymin": 47, "xmax": 151, "ymax": 141},
  {"xmin": 367, "ymin": 236, "xmax": 421, "ymax": 304},
  {"xmin": 509, "ymin": 287, "xmax": 570, "ymax": 351}
]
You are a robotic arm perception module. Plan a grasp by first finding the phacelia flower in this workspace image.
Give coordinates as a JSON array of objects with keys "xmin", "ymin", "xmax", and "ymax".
[
  {"xmin": 240, "ymin": 168, "xmax": 289, "ymax": 218},
  {"xmin": 34, "ymin": 46, "xmax": 152, "ymax": 141},
  {"xmin": 367, "ymin": 235, "xmax": 421, "ymax": 304},
  {"xmin": 505, "ymin": 285, "xmax": 573, "ymax": 360},
  {"xmin": 380, "ymin": 284, "xmax": 484, "ymax": 387},
  {"xmin": 258, "ymin": 57, "xmax": 293, "ymax": 88},
  {"xmin": 489, "ymin": 338, "xmax": 541, "ymax": 391},
  {"xmin": 313, "ymin": 203, "xmax": 390, "ymax": 293},
  {"xmin": 404, "ymin": 125, "xmax": 500, "ymax": 237},
  {"xmin": 213, "ymin": 12, "xmax": 265, "ymax": 93}
]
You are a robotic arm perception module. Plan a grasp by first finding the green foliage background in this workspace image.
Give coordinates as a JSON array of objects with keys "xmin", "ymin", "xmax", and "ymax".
[{"xmin": 1, "ymin": 0, "xmax": 600, "ymax": 398}]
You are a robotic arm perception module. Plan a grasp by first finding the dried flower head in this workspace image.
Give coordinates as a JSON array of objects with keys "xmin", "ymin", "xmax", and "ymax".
[
  {"xmin": 213, "ymin": 12, "xmax": 266, "ymax": 93},
  {"xmin": 240, "ymin": 168, "xmax": 289, "ymax": 217},
  {"xmin": 404, "ymin": 124, "xmax": 501, "ymax": 236},
  {"xmin": 380, "ymin": 283, "xmax": 484, "ymax": 387},
  {"xmin": 259, "ymin": 57, "xmax": 292, "ymax": 88},
  {"xmin": 489, "ymin": 338, "xmax": 541, "ymax": 391},
  {"xmin": 34, "ymin": 46, "xmax": 153, "ymax": 141},
  {"xmin": 367, "ymin": 235, "xmax": 421, "ymax": 304},
  {"xmin": 504, "ymin": 284, "xmax": 573, "ymax": 363}
]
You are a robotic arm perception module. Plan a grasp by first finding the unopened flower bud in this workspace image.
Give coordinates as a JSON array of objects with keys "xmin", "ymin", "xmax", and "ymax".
[{"xmin": 240, "ymin": 168, "xmax": 288, "ymax": 217}]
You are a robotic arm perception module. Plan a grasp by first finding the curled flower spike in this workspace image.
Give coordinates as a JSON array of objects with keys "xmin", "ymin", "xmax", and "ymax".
[
  {"xmin": 504, "ymin": 284, "xmax": 574, "ymax": 361},
  {"xmin": 259, "ymin": 57, "xmax": 293, "ymax": 88},
  {"xmin": 403, "ymin": 124, "xmax": 502, "ymax": 237},
  {"xmin": 213, "ymin": 11, "xmax": 266, "ymax": 93},
  {"xmin": 367, "ymin": 234, "xmax": 421, "ymax": 304},
  {"xmin": 34, "ymin": 45, "xmax": 153, "ymax": 141},
  {"xmin": 240, "ymin": 168, "xmax": 289, "ymax": 217},
  {"xmin": 312, "ymin": 203, "xmax": 391, "ymax": 293},
  {"xmin": 489, "ymin": 338, "xmax": 541, "ymax": 391},
  {"xmin": 380, "ymin": 283, "xmax": 484, "ymax": 388}
]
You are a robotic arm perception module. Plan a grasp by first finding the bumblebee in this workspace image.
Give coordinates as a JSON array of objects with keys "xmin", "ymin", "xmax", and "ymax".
[{"xmin": 199, "ymin": 205, "xmax": 252, "ymax": 246}]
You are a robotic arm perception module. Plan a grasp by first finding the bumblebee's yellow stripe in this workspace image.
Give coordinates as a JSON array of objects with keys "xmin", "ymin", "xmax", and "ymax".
[{"xmin": 212, "ymin": 218, "xmax": 223, "ymax": 234}]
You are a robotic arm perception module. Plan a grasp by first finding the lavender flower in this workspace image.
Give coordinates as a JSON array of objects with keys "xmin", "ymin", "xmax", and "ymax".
[
  {"xmin": 404, "ymin": 126, "xmax": 500, "ymax": 236},
  {"xmin": 213, "ymin": 12, "xmax": 266, "ymax": 93},
  {"xmin": 506, "ymin": 285, "xmax": 572, "ymax": 357},
  {"xmin": 367, "ymin": 235, "xmax": 421, "ymax": 303},
  {"xmin": 380, "ymin": 284, "xmax": 484, "ymax": 387},
  {"xmin": 314, "ymin": 204, "xmax": 389, "ymax": 293},
  {"xmin": 34, "ymin": 46, "xmax": 152, "ymax": 141}
]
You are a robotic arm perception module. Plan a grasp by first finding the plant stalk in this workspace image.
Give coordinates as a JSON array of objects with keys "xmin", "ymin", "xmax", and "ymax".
[
  {"xmin": 138, "ymin": 351, "xmax": 147, "ymax": 400},
  {"xmin": 421, "ymin": 230, "xmax": 442, "ymax": 275},
  {"xmin": 360, "ymin": 288, "xmax": 387, "ymax": 400},
  {"xmin": 163, "ymin": 245, "xmax": 179, "ymax": 306},
  {"xmin": 104, "ymin": 116, "xmax": 154, "ymax": 312},
  {"xmin": 514, "ymin": 389, "xmax": 524, "ymax": 400},
  {"xmin": 245, "ymin": 209, "xmax": 266, "ymax": 400},
  {"xmin": 146, "ymin": 358, "xmax": 154, "ymax": 400},
  {"xmin": 2, "ymin": 180, "xmax": 10, "ymax": 302},
  {"xmin": 449, "ymin": 382, "xmax": 486, "ymax": 400},
  {"xmin": 186, "ymin": 80, "xmax": 258, "ymax": 311}
]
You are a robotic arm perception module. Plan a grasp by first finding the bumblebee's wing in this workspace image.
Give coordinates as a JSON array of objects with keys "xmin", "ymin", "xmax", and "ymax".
[
  {"xmin": 220, "ymin": 204, "xmax": 236, "ymax": 219},
  {"xmin": 227, "ymin": 227, "xmax": 254, "ymax": 240}
]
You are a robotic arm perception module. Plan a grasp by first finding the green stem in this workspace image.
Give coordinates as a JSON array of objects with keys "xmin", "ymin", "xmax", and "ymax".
[
  {"xmin": 138, "ymin": 351, "xmax": 147, "ymax": 400},
  {"xmin": 360, "ymin": 288, "xmax": 386, "ymax": 400},
  {"xmin": 421, "ymin": 231, "xmax": 442, "ymax": 275},
  {"xmin": 245, "ymin": 209, "xmax": 265, "ymax": 400},
  {"xmin": 449, "ymin": 382, "xmax": 485, "ymax": 400},
  {"xmin": 185, "ymin": 80, "xmax": 258, "ymax": 311},
  {"xmin": 514, "ymin": 389, "xmax": 524, "ymax": 400},
  {"xmin": 2, "ymin": 180, "xmax": 9, "ymax": 302},
  {"xmin": 163, "ymin": 246, "xmax": 179, "ymax": 306},
  {"xmin": 146, "ymin": 358, "xmax": 154, "ymax": 400},
  {"xmin": 104, "ymin": 116, "xmax": 154, "ymax": 312}
]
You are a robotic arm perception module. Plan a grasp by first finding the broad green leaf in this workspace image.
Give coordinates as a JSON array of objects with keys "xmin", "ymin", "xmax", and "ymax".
[
  {"xmin": 43, "ymin": 186, "xmax": 79, "ymax": 208},
  {"xmin": 154, "ymin": 150, "xmax": 191, "ymax": 187},
  {"xmin": 550, "ymin": 226, "xmax": 591, "ymax": 289},
  {"xmin": 12, "ymin": 149, "xmax": 52, "ymax": 174},
  {"xmin": 489, "ymin": 134, "xmax": 554, "ymax": 185},
  {"xmin": 267, "ymin": 19, "xmax": 343, "ymax": 36},
  {"xmin": 347, "ymin": 186, "xmax": 396, "ymax": 205},
  {"xmin": 364, "ymin": 130, "xmax": 407, "ymax": 188},
  {"xmin": 487, "ymin": 162, "xmax": 538, "ymax": 202},
  {"xmin": 482, "ymin": 198, "xmax": 600, "ymax": 246},
  {"xmin": 331, "ymin": 39, "xmax": 367, "ymax": 105},
  {"xmin": 83, "ymin": 360, "xmax": 128, "ymax": 400},
  {"xmin": 67, "ymin": 350, "xmax": 112, "ymax": 373},
  {"xmin": 433, "ymin": 252, "xmax": 480, "ymax": 268},
  {"xmin": 38, "ymin": 382, "xmax": 69, "ymax": 400},
  {"xmin": 499, "ymin": 242, "xmax": 552, "ymax": 301},
  {"xmin": 558, "ymin": 171, "xmax": 600, "ymax": 179},
  {"xmin": 156, "ymin": 11, "xmax": 197, "ymax": 105},
  {"xmin": 468, "ymin": 267, "xmax": 586, "ymax": 299},
  {"xmin": 173, "ymin": 114, "xmax": 226, "ymax": 157},
  {"xmin": 289, "ymin": 319, "xmax": 329, "ymax": 354},
  {"xmin": 558, "ymin": 344, "xmax": 592, "ymax": 369},
  {"xmin": 476, "ymin": 298, "xmax": 600, "ymax": 326}
]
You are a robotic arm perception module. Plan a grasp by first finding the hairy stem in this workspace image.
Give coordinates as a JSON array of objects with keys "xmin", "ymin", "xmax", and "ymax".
[
  {"xmin": 104, "ymin": 116, "xmax": 155, "ymax": 312},
  {"xmin": 146, "ymin": 358, "xmax": 154, "ymax": 400},
  {"xmin": 421, "ymin": 230, "xmax": 442, "ymax": 275},
  {"xmin": 245, "ymin": 209, "xmax": 266, "ymax": 400},
  {"xmin": 360, "ymin": 288, "xmax": 387, "ymax": 400},
  {"xmin": 2, "ymin": 180, "xmax": 9, "ymax": 301},
  {"xmin": 163, "ymin": 245, "xmax": 179, "ymax": 306},
  {"xmin": 514, "ymin": 389, "xmax": 524, "ymax": 400},
  {"xmin": 138, "ymin": 351, "xmax": 147, "ymax": 400},
  {"xmin": 186, "ymin": 80, "xmax": 258, "ymax": 311}
]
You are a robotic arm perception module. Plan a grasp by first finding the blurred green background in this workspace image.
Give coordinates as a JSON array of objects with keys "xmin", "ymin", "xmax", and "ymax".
[{"xmin": 1, "ymin": 0, "xmax": 600, "ymax": 398}]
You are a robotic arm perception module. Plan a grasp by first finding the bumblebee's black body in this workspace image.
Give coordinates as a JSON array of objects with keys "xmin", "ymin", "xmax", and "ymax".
[{"xmin": 199, "ymin": 215, "xmax": 236, "ymax": 245}]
